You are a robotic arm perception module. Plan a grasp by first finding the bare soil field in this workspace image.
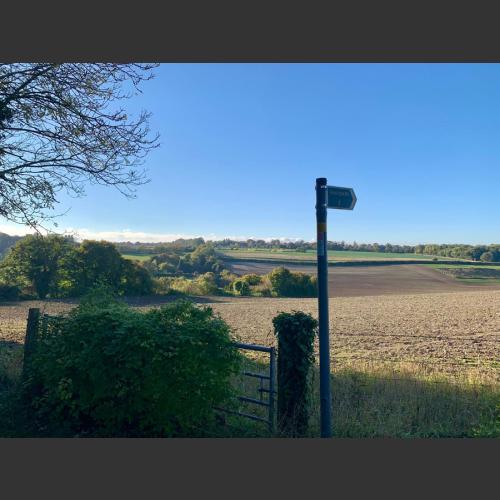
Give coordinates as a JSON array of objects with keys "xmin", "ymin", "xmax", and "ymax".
[
  {"xmin": 229, "ymin": 261, "xmax": 500, "ymax": 297},
  {"xmin": 1, "ymin": 290, "xmax": 498, "ymax": 379}
]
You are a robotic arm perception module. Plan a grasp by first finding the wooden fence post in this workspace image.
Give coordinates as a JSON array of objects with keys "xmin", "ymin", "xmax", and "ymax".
[{"xmin": 22, "ymin": 308, "xmax": 40, "ymax": 382}]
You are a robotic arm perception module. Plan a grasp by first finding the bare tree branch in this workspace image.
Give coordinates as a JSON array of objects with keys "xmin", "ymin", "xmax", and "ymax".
[{"xmin": 0, "ymin": 63, "xmax": 160, "ymax": 228}]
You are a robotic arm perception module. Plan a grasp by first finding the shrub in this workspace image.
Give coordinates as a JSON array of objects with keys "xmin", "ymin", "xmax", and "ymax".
[
  {"xmin": 195, "ymin": 272, "xmax": 219, "ymax": 295},
  {"xmin": 120, "ymin": 260, "xmax": 154, "ymax": 295},
  {"xmin": 151, "ymin": 252, "xmax": 181, "ymax": 274},
  {"xmin": 178, "ymin": 244, "xmax": 225, "ymax": 275},
  {"xmin": 293, "ymin": 273, "xmax": 317, "ymax": 297},
  {"xmin": 232, "ymin": 279, "xmax": 251, "ymax": 296},
  {"xmin": 225, "ymin": 273, "xmax": 265, "ymax": 296},
  {"xmin": 218, "ymin": 270, "xmax": 239, "ymax": 288},
  {"xmin": 168, "ymin": 277, "xmax": 195, "ymax": 295},
  {"xmin": 254, "ymin": 286, "xmax": 272, "ymax": 297},
  {"xmin": 0, "ymin": 283, "xmax": 20, "ymax": 301},
  {"xmin": 480, "ymin": 252, "xmax": 494, "ymax": 263},
  {"xmin": 166, "ymin": 273, "xmax": 219, "ymax": 296},
  {"xmin": 241, "ymin": 274, "xmax": 262, "ymax": 286},
  {"xmin": 153, "ymin": 276, "xmax": 174, "ymax": 295},
  {"xmin": 252, "ymin": 275, "xmax": 273, "ymax": 297},
  {"xmin": 28, "ymin": 296, "xmax": 241, "ymax": 437},
  {"xmin": 267, "ymin": 267, "xmax": 317, "ymax": 297},
  {"xmin": 273, "ymin": 311, "xmax": 317, "ymax": 437}
]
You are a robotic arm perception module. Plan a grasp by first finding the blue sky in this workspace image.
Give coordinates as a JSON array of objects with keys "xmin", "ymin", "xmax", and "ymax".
[{"xmin": 4, "ymin": 64, "xmax": 500, "ymax": 244}]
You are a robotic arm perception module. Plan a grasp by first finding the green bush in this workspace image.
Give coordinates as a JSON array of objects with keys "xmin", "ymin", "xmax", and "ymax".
[
  {"xmin": 251, "ymin": 276, "xmax": 273, "ymax": 297},
  {"xmin": 120, "ymin": 260, "xmax": 154, "ymax": 295},
  {"xmin": 232, "ymin": 279, "xmax": 251, "ymax": 296},
  {"xmin": 27, "ymin": 296, "xmax": 241, "ymax": 437},
  {"xmin": 218, "ymin": 270, "xmax": 239, "ymax": 288},
  {"xmin": 241, "ymin": 274, "xmax": 262, "ymax": 286},
  {"xmin": 0, "ymin": 283, "xmax": 20, "ymax": 301},
  {"xmin": 267, "ymin": 267, "xmax": 317, "ymax": 297},
  {"xmin": 61, "ymin": 240, "xmax": 153, "ymax": 297},
  {"xmin": 224, "ymin": 274, "xmax": 266, "ymax": 296},
  {"xmin": 153, "ymin": 276, "xmax": 174, "ymax": 295},
  {"xmin": 195, "ymin": 272, "xmax": 219, "ymax": 295},
  {"xmin": 480, "ymin": 252, "xmax": 494, "ymax": 263},
  {"xmin": 254, "ymin": 286, "xmax": 272, "ymax": 297},
  {"xmin": 168, "ymin": 273, "xmax": 220, "ymax": 296},
  {"xmin": 0, "ymin": 234, "xmax": 75, "ymax": 299},
  {"xmin": 178, "ymin": 244, "xmax": 225, "ymax": 275}
]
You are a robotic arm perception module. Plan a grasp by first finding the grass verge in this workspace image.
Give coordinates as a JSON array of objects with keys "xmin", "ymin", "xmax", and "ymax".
[{"xmin": 1, "ymin": 345, "xmax": 498, "ymax": 438}]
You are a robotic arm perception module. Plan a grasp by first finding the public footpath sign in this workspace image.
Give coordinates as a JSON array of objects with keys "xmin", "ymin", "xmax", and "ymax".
[
  {"xmin": 327, "ymin": 186, "xmax": 357, "ymax": 210},
  {"xmin": 315, "ymin": 178, "xmax": 356, "ymax": 438}
]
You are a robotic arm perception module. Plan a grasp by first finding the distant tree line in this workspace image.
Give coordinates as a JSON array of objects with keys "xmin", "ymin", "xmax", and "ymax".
[
  {"xmin": 115, "ymin": 238, "xmax": 205, "ymax": 256},
  {"xmin": 414, "ymin": 244, "xmax": 500, "ymax": 262},
  {"xmin": 3, "ymin": 234, "xmax": 500, "ymax": 263},
  {"xmin": 2, "ymin": 235, "xmax": 500, "ymax": 301},
  {"xmin": 214, "ymin": 239, "xmax": 500, "ymax": 262},
  {"xmin": 3, "ymin": 234, "xmax": 499, "ymax": 262},
  {"xmin": 3, "ymin": 234, "xmax": 500, "ymax": 302},
  {"xmin": 212, "ymin": 239, "xmax": 426, "ymax": 255},
  {"xmin": 118, "ymin": 238, "xmax": 417, "ymax": 255}
]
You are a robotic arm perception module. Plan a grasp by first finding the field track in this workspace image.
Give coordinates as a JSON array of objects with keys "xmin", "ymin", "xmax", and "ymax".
[{"xmin": 228, "ymin": 261, "xmax": 500, "ymax": 297}]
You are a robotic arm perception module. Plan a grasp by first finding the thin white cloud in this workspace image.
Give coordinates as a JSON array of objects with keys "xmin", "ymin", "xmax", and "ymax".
[
  {"xmin": 64, "ymin": 228, "xmax": 309, "ymax": 243},
  {"xmin": 0, "ymin": 224, "xmax": 311, "ymax": 243}
]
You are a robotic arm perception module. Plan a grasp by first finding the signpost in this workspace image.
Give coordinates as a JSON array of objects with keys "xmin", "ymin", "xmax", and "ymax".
[
  {"xmin": 327, "ymin": 186, "xmax": 357, "ymax": 210},
  {"xmin": 315, "ymin": 178, "xmax": 357, "ymax": 438}
]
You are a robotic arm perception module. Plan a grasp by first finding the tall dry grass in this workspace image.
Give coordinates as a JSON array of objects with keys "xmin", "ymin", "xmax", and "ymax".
[{"xmin": 219, "ymin": 356, "xmax": 499, "ymax": 438}]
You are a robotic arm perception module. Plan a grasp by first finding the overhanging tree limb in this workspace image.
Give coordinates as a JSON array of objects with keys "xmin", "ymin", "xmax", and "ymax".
[{"xmin": 0, "ymin": 63, "xmax": 160, "ymax": 228}]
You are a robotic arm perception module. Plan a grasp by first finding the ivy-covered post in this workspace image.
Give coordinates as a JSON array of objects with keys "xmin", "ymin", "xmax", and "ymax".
[{"xmin": 273, "ymin": 311, "xmax": 317, "ymax": 437}]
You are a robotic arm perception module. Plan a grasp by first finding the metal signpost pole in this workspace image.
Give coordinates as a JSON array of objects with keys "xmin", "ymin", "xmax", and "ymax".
[
  {"xmin": 315, "ymin": 177, "xmax": 332, "ymax": 438},
  {"xmin": 315, "ymin": 178, "xmax": 357, "ymax": 438}
]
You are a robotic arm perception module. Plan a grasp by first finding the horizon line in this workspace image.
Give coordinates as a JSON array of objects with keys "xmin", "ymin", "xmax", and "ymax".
[{"xmin": 0, "ymin": 225, "xmax": 498, "ymax": 247}]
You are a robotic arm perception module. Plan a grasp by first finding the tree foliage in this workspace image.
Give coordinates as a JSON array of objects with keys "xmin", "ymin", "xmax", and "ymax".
[
  {"xmin": 74, "ymin": 236, "xmax": 500, "ymax": 264},
  {"xmin": 165, "ymin": 272, "xmax": 220, "ymax": 296},
  {"xmin": 416, "ymin": 244, "xmax": 500, "ymax": 262},
  {"xmin": 232, "ymin": 278, "xmax": 251, "ymax": 296},
  {"xmin": 0, "ymin": 234, "xmax": 75, "ymax": 298},
  {"xmin": 0, "ymin": 236, "xmax": 152, "ymax": 298},
  {"xmin": 147, "ymin": 243, "xmax": 225, "ymax": 277},
  {"xmin": 0, "ymin": 63, "xmax": 159, "ymax": 227},
  {"xmin": 178, "ymin": 243, "xmax": 225, "ymax": 274},
  {"xmin": 0, "ymin": 231, "xmax": 22, "ymax": 257},
  {"xmin": 62, "ymin": 240, "xmax": 126, "ymax": 295},
  {"xmin": 268, "ymin": 267, "xmax": 317, "ymax": 297},
  {"xmin": 0, "ymin": 283, "xmax": 20, "ymax": 301}
]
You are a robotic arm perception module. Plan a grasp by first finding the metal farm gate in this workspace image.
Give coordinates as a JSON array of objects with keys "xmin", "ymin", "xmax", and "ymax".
[{"xmin": 214, "ymin": 342, "xmax": 276, "ymax": 433}]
